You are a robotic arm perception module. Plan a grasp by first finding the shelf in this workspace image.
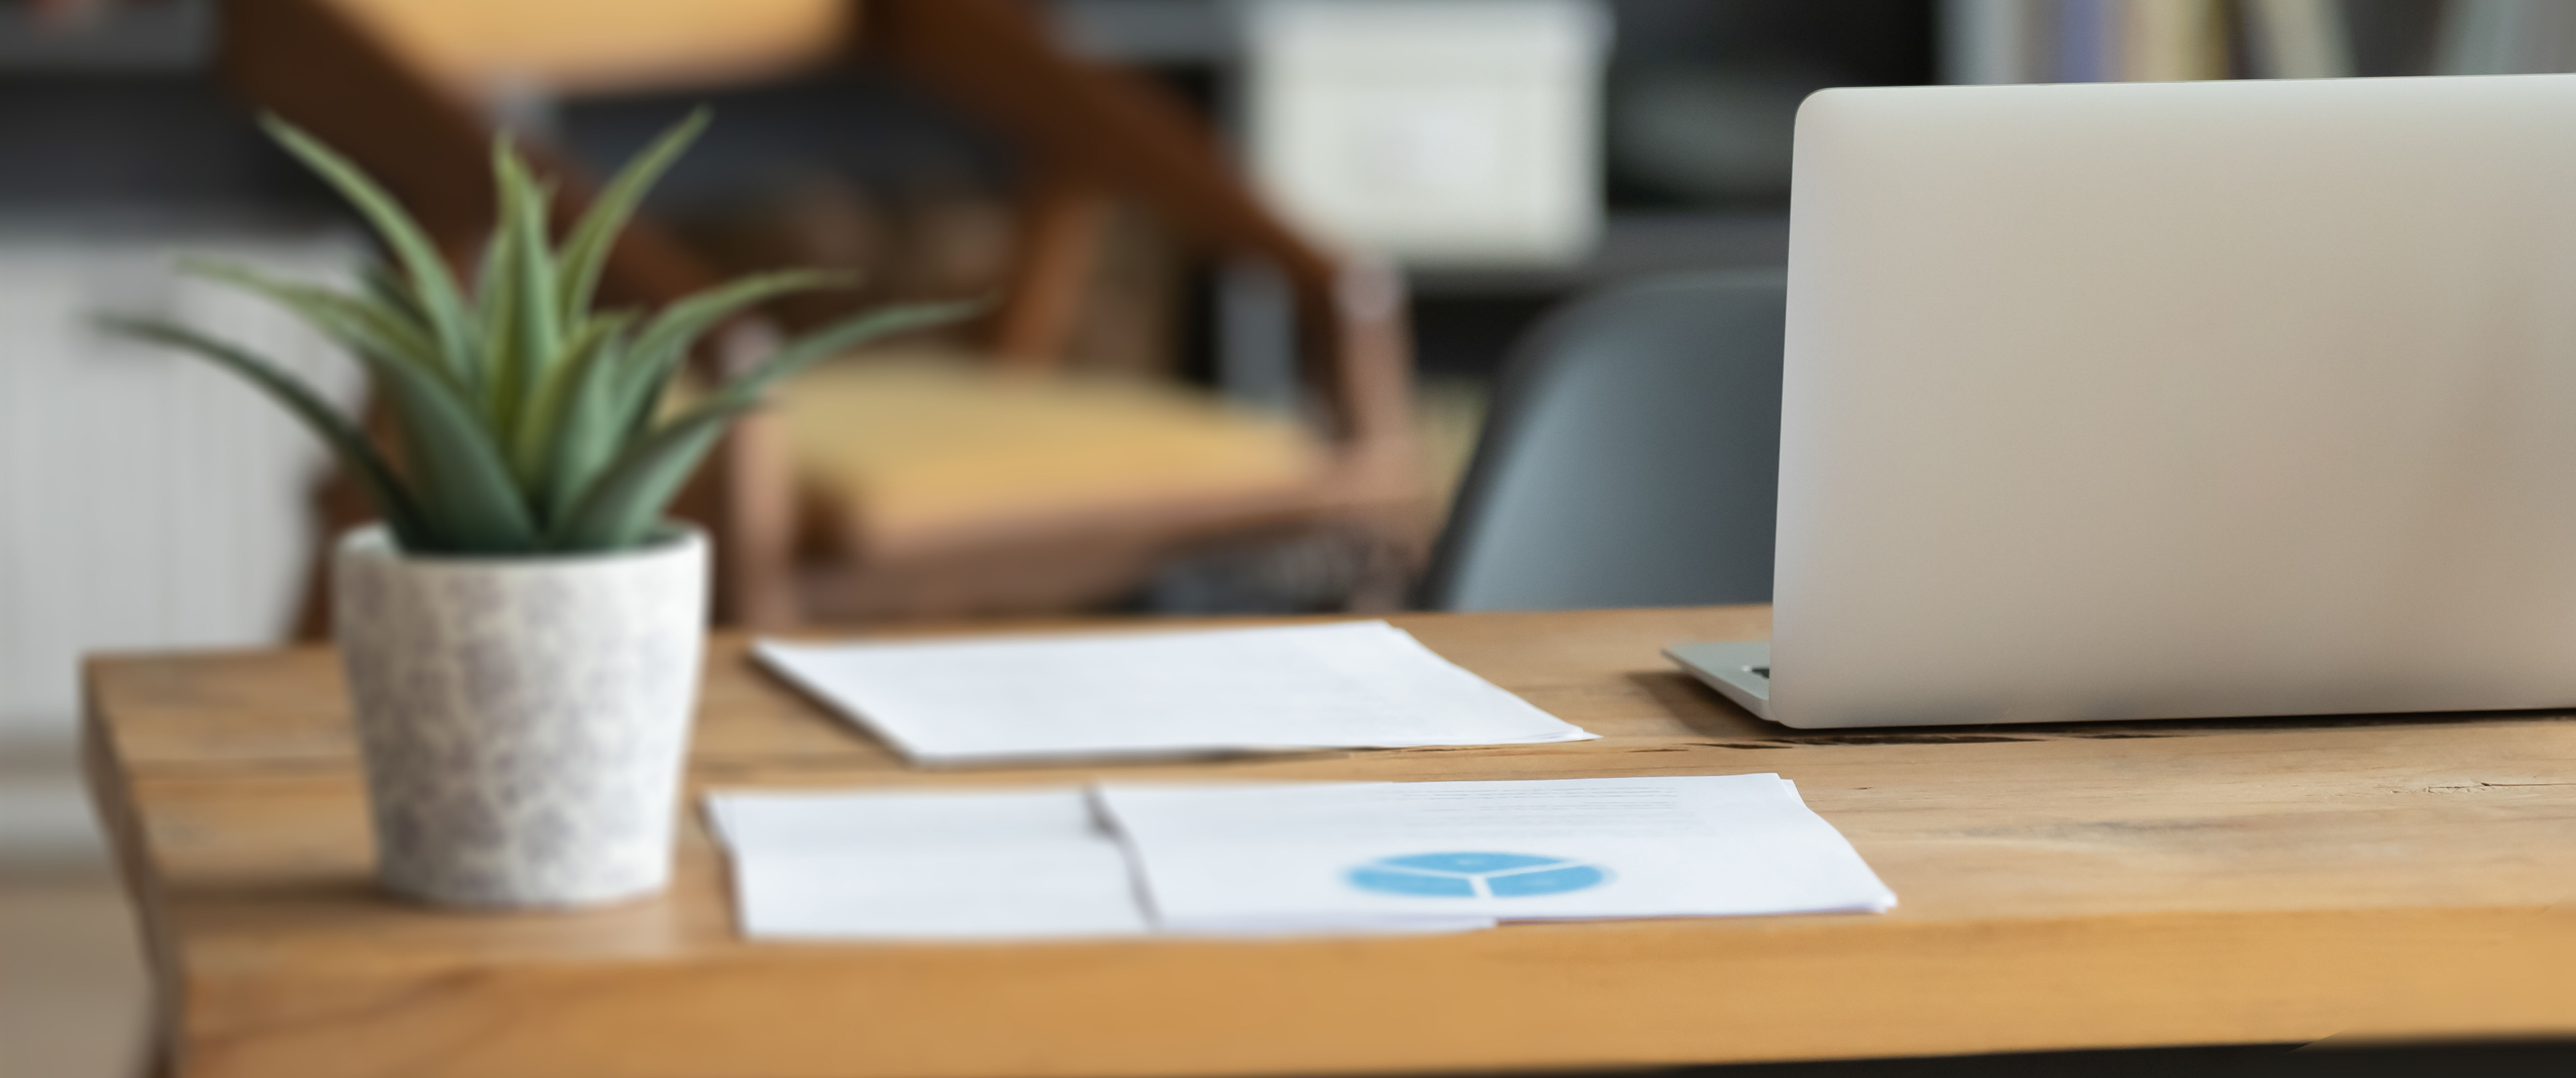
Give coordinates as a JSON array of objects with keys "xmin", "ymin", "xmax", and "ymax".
[
  {"xmin": 1050, "ymin": 0, "xmax": 1236, "ymax": 65},
  {"xmin": 1406, "ymin": 210, "xmax": 1788, "ymax": 297},
  {"xmin": 0, "ymin": 2, "xmax": 212, "ymax": 73}
]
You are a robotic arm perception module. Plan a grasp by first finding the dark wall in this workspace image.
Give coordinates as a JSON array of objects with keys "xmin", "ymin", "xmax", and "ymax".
[{"xmin": 0, "ymin": 74, "xmax": 328, "ymax": 220}]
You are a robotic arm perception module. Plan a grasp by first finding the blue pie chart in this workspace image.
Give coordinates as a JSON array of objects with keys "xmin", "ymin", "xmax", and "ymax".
[{"xmin": 1346, "ymin": 852, "xmax": 1608, "ymax": 898}]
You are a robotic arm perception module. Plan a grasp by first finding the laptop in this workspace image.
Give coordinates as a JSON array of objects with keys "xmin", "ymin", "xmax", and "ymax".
[{"xmin": 1669, "ymin": 73, "xmax": 2576, "ymax": 729}]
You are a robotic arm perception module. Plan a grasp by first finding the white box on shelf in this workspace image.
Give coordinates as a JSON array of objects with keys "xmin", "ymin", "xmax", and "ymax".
[{"xmin": 1246, "ymin": 0, "xmax": 1608, "ymax": 269}]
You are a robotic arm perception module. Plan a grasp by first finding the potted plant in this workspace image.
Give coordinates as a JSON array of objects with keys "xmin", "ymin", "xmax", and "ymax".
[{"xmin": 104, "ymin": 112, "xmax": 970, "ymax": 908}]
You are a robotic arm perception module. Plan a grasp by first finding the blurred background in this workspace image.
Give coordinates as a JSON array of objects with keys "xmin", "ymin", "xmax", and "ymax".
[{"xmin": 4, "ymin": 1, "xmax": 2573, "ymax": 1074}]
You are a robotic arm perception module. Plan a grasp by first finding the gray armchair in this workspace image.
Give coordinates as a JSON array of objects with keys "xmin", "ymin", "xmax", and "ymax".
[{"xmin": 1421, "ymin": 271, "xmax": 1785, "ymax": 611}]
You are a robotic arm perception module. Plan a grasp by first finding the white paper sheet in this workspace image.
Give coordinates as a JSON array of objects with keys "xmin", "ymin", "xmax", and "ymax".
[
  {"xmin": 1095, "ymin": 775, "xmax": 1895, "ymax": 933},
  {"xmin": 705, "ymin": 788, "xmax": 1151, "ymax": 940},
  {"xmin": 754, "ymin": 621, "xmax": 1596, "ymax": 765}
]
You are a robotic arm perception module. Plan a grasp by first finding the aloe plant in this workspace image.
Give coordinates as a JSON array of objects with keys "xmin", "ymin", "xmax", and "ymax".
[{"xmin": 102, "ymin": 111, "xmax": 974, "ymax": 554}]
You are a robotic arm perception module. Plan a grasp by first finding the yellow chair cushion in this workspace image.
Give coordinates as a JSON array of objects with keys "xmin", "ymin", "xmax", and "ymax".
[
  {"xmin": 773, "ymin": 356, "xmax": 1324, "ymax": 555},
  {"xmin": 335, "ymin": 0, "xmax": 848, "ymax": 94}
]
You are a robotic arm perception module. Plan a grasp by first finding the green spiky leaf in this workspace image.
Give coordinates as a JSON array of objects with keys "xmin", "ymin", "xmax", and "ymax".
[
  {"xmin": 260, "ymin": 116, "xmax": 477, "ymax": 386},
  {"xmin": 351, "ymin": 327, "xmax": 543, "ymax": 552},
  {"xmin": 543, "ymin": 406, "xmax": 733, "ymax": 552},
  {"xmin": 551, "ymin": 298, "xmax": 984, "ymax": 549},
  {"xmin": 496, "ymin": 145, "xmax": 563, "ymax": 436},
  {"xmin": 113, "ymin": 111, "xmax": 971, "ymax": 556},
  {"xmin": 699, "ymin": 298, "xmax": 988, "ymax": 414},
  {"xmin": 557, "ymin": 108, "xmax": 707, "ymax": 320},
  {"xmin": 95, "ymin": 316, "xmax": 431, "ymax": 548},
  {"xmin": 609, "ymin": 268, "xmax": 851, "ymax": 439},
  {"xmin": 516, "ymin": 312, "xmax": 631, "ymax": 513},
  {"xmin": 177, "ymin": 259, "xmax": 452, "ymax": 392}
]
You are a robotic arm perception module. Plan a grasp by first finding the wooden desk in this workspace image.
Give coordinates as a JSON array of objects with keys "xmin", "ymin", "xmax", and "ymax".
[{"xmin": 85, "ymin": 606, "xmax": 2576, "ymax": 1078}]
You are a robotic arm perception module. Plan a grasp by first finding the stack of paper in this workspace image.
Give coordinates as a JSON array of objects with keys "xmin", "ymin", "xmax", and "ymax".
[
  {"xmin": 705, "ymin": 788, "xmax": 1147, "ymax": 939},
  {"xmin": 707, "ymin": 775, "xmax": 1895, "ymax": 941},
  {"xmin": 754, "ymin": 621, "xmax": 1596, "ymax": 764}
]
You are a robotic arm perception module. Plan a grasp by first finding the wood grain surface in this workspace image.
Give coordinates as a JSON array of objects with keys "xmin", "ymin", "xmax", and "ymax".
[{"xmin": 83, "ymin": 606, "xmax": 2576, "ymax": 1078}]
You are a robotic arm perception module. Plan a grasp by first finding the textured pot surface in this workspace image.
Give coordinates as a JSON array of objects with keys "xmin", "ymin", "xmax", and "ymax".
[{"xmin": 333, "ymin": 525, "xmax": 708, "ymax": 908}]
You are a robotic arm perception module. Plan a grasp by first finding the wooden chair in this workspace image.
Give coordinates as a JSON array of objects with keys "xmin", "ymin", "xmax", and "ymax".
[{"xmin": 224, "ymin": 0, "xmax": 1427, "ymax": 629}]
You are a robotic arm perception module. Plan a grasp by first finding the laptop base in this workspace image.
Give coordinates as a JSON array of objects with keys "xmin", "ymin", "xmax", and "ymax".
[{"xmin": 1662, "ymin": 640, "xmax": 1773, "ymax": 721}]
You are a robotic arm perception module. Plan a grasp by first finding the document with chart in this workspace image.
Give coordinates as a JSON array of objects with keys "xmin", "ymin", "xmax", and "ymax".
[{"xmin": 1095, "ymin": 775, "xmax": 1896, "ymax": 933}]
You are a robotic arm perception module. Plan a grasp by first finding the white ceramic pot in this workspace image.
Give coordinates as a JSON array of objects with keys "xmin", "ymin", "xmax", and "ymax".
[{"xmin": 332, "ymin": 524, "xmax": 707, "ymax": 908}]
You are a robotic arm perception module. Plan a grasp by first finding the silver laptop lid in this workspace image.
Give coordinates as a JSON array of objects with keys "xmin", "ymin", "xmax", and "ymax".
[{"xmin": 1775, "ymin": 74, "xmax": 2576, "ymax": 729}]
